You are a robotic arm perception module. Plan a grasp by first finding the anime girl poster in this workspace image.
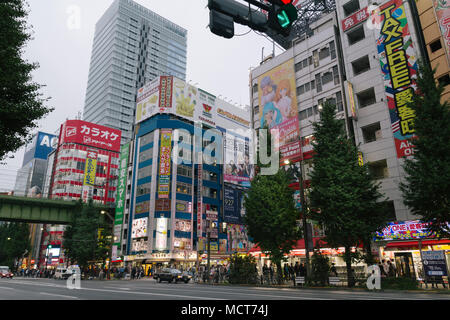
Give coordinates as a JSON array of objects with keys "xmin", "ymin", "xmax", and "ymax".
[{"xmin": 257, "ymin": 59, "xmax": 302, "ymax": 163}]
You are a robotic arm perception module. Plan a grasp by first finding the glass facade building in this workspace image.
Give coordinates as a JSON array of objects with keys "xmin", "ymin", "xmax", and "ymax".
[{"xmin": 83, "ymin": 0, "xmax": 187, "ymax": 145}]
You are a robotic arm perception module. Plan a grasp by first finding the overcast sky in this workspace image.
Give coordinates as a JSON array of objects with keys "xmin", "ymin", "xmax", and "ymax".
[{"xmin": 0, "ymin": 0, "xmax": 284, "ymax": 192}]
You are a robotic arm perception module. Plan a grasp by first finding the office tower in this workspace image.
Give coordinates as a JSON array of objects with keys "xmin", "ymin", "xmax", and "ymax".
[{"xmin": 83, "ymin": 0, "xmax": 187, "ymax": 144}]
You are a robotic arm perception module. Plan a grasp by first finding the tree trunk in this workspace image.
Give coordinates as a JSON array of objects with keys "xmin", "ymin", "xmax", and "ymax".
[
  {"xmin": 344, "ymin": 245, "xmax": 354, "ymax": 288},
  {"xmin": 276, "ymin": 261, "xmax": 282, "ymax": 285}
]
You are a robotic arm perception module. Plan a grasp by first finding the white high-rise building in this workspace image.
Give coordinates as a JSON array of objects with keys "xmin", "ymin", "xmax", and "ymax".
[{"xmin": 83, "ymin": 0, "xmax": 187, "ymax": 144}]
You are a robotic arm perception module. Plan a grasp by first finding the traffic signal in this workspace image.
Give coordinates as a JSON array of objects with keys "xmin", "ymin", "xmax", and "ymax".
[{"xmin": 267, "ymin": 0, "xmax": 298, "ymax": 36}]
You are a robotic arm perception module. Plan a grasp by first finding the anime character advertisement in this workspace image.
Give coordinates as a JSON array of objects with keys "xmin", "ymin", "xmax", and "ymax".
[
  {"xmin": 375, "ymin": 0, "xmax": 418, "ymax": 158},
  {"xmin": 258, "ymin": 59, "xmax": 302, "ymax": 163}
]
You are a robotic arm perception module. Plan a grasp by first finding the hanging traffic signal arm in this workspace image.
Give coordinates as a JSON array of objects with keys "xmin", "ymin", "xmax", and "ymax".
[{"xmin": 207, "ymin": 0, "xmax": 298, "ymax": 49}]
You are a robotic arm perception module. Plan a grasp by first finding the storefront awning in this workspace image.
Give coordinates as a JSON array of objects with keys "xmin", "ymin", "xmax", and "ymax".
[
  {"xmin": 249, "ymin": 237, "xmax": 329, "ymax": 253},
  {"xmin": 385, "ymin": 239, "xmax": 450, "ymax": 248}
]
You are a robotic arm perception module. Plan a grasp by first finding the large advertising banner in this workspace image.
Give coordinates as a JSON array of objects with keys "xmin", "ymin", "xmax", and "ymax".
[
  {"xmin": 433, "ymin": 0, "xmax": 450, "ymax": 66},
  {"xmin": 227, "ymin": 224, "xmax": 251, "ymax": 253},
  {"xmin": 223, "ymin": 186, "xmax": 246, "ymax": 224},
  {"xmin": 158, "ymin": 130, "xmax": 172, "ymax": 199},
  {"xmin": 221, "ymin": 128, "xmax": 253, "ymax": 187},
  {"xmin": 258, "ymin": 58, "xmax": 302, "ymax": 163},
  {"xmin": 60, "ymin": 120, "xmax": 121, "ymax": 152},
  {"xmin": 375, "ymin": 220, "xmax": 434, "ymax": 241},
  {"xmin": 375, "ymin": 0, "xmax": 419, "ymax": 158},
  {"xmin": 131, "ymin": 217, "xmax": 148, "ymax": 239},
  {"xmin": 113, "ymin": 142, "xmax": 130, "ymax": 247},
  {"xmin": 23, "ymin": 131, "xmax": 58, "ymax": 165},
  {"xmin": 136, "ymin": 77, "xmax": 160, "ymax": 124}
]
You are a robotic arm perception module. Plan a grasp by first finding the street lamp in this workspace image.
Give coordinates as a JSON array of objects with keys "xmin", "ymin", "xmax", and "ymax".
[{"xmin": 284, "ymin": 159, "xmax": 311, "ymax": 282}]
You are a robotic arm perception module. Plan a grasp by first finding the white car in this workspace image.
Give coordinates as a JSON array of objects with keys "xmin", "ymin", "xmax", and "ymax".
[{"xmin": 54, "ymin": 267, "xmax": 68, "ymax": 279}]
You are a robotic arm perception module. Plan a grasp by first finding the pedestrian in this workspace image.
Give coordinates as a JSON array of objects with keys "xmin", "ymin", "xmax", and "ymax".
[
  {"xmin": 283, "ymin": 264, "xmax": 289, "ymax": 281},
  {"xmin": 330, "ymin": 263, "xmax": 337, "ymax": 277},
  {"xmin": 269, "ymin": 265, "xmax": 274, "ymax": 284},
  {"xmin": 294, "ymin": 261, "xmax": 300, "ymax": 276},
  {"xmin": 131, "ymin": 266, "xmax": 136, "ymax": 280},
  {"xmin": 99, "ymin": 268, "xmax": 104, "ymax": 280},
  {"xmin": 378, "ymin": 260, "xmax": 387, "ymax": 278},
  {"xmin": 387, "ymin": 260, "xmax": 396, "ymax": 278}
]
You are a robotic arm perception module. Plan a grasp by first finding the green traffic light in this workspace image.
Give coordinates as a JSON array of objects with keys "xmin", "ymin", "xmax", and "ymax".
[{"xmin": 277, "ymin": 10, "xmax": 290, "ymax": 28}]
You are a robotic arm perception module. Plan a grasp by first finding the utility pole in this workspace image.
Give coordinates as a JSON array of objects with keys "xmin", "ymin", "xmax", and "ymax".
[{"xmin": 286, "ymin": 160, "xmax": 311, "ymax": 282}]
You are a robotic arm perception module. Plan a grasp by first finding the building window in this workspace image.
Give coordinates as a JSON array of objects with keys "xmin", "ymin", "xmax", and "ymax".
[
  {"xmin": 352, "ymin": 55, "xmax": 371, "ymax": 76},
  {"xmin": 438, "ymin": 73, "xmax": 450, "ymax": 87},
  {"xmin": 136, "ymin": 182, "xmax": 151, "ymax": 196},
  {"xmin": 137, "ymin": 165, "xmax": 152, "ymax": 180},
  {"xmin": 330, "ymin": 40, "xmax": 336, "ymax": 60},
  {"xmin": 357, "ymin": 87, "xmax": 376, "ymax": 108},
  {"xmin": 343, "ymin": 0, "xmax": 360, "ymax": 17},
  {"xmin": 361, "ymin": 122, "xmax": 381, "ymax": 143},
  {"xmin": 297, "ymin": 85, "xmax": 305, "ymax": 96},
  {"xmin": 336, "ymin": 91, "xmax": 343, "ymax": 112},
  {"xmin": 203, "ymin": 170, "xmax": 218, "ymax": 182},
  {"xmin": 295, "ymin": 61, "xmax": 303, "ymax": 72},
  {"xmin": 319, "ymin": 46, "xmax": 330, "ymax": 60},
  {"xmin": 321, "ymin": 72, "xmax": 333, "ymax": 85},
  {"xmin": 368, "ymin": 159, "xmax": 389, "ymax": 180},
  {"xmin": 140, "ymin": 131, "xmax": 154, "ymax": 147},
  {"xmin": 313, "ymin": 50, "xmax": 319, "ymax": 67},
  {"xmin": 315, "ymin": 74, "xmax": 322, "ymax": 92},
  {"xmin": 202, "ymin": 186, "xmax": 217, "ymax": 198},
  {"xmin": 176, "ymin": 182, "xmax": 191, "ymax": 195},
  {"xmin": 333, "ymin": 65, "xmax": 340, "ymax": 84},
  {"xmin": 177, "ymin": 165, "xmax": 192, "ymax": 178},
  {"xmin": 139, "ymin": 148, "xmax": 153, "ymax": 163},
  {"xmin": 429, "ymin": 39, "xmax": 442, "ymax": 53},
  {"xmin": 347, "ymin": 25, "xmax": 365, "ymax": 45}
]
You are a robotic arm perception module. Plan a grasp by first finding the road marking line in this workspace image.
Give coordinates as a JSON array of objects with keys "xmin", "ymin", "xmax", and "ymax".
[{"xmin": 39, "ymin": 292, "xmax": 79, "ymax": 299}]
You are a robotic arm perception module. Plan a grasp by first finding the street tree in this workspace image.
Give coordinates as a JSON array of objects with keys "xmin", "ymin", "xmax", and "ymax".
[
  {"xmin": 244, "ymin": 127, "xmax": 301, "ymax": 284},
  {"xmin": 63, "ymin": 201, "xmax": 112, "ymax": 273},
  {"xmin": 309, "ymin": 102, "xmax": 390, "ymax": 287},
  {"xmin": 0, "ymin": 0, "xmax": 53, "ymax": 160},
  {"xmin": 400, "ymin": 63, "xmax": 450, "ymax": 237},
  {"xmin": 0, "ymin": 222, "xmax": 31, "ymax": 270}
]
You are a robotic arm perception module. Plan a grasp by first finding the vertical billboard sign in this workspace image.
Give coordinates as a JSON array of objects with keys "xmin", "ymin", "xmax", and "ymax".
[
  {"xmin": 223, "ymin": 186, "xmax": 246, "ymax": 224},
  {"xmin": 158, "ymin": 130, "xmax": 172, "ymax": 199},
  {"xmin": 155, "ymin": 217, "xmax": 168, "ymax": 251},
  {"xmin": 113, "ymin": 142, "xmax": 129, "ymax": 249},
  {"xmin": 82, "ymin": 149, "xmax": 98, "ymax": 203},
  {"xmin": 158, "ymin": 76, "xmax": 173, "ymax": 110},
  {"xmin": 83, "ymin": 149, "xmax": 98, "ymax": 186},
  {"xmin": 257, "ymin": 58, "xmax": 302, "ymax": 163},
  {"xmin": 433, "ymin": 0, "xmax": 450, "ymax": 66},
  {"xmin": 375, "ymin": 0, "xmax": 418, "ymax": 158},
  {"xmin": 222, "ymin": 129, "xmax": 253, "ymax": 187},
  {"xmin": 197, "ymin": 159, "xmax": 203, "ymax": 239}
]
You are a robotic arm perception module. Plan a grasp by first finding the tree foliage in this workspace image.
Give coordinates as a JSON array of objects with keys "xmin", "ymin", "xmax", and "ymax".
[
  {"xmin": 244, "ymin": 127, "xmax": 301, "ymax": 283},
  {"xmin": 400, "ymin": 63, "xmax": 450, "ymax": 237},
  {"xmin": 227, "ymin": 254, "xmax": 259, "ymax": 284},
  {"xmin": 63, "ymin": 201, "xmax": 112, "ymax": 270},
  {"xmin": 309, "ymin": 102, "xmax": 390, "ymax": 286},
  {"xmin": 0, "ymin": 222, "xmax": 31, "ymax": 270},
  {"xmin": 0, "ymin": 0, "xmax": 53, "ymax": 159}
]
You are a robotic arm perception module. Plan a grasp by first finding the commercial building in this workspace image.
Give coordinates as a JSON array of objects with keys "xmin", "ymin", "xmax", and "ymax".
[
  {"xmin": 45, "ymin": 119, "xmax": 122, "ymax": 204},
  {"xmin": 116, "ymin": 76, "xmax": 253, "ymax": 272},
  {"xmin": 13, "ymin": 131, "xmax": 58, "ymax": 268},
  {"xmin": 416, "ymin": 0, "xmax": 450, "ymax": 101},
  {"xmin": 83, "ymin": 0, "xmax": 187, "ymax": 145},
  {"xmin": 249, "ymin": 0, "xmax": 450, "ymax": 278},
  {"xmin": 37, "ymin": 119, "xmax": 122, "ymax": 269},
  {"xmin": 14, "ymin": 131, "xmax": 58, "ymax": 197}
]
